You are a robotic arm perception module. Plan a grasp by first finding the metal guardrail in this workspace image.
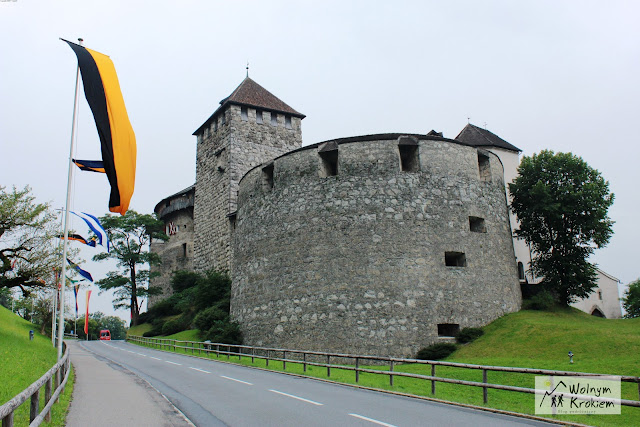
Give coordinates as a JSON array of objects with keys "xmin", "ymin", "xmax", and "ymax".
[
  {"xmin": 128, "ymin": 335, "xmax": 640, "ymax": 408},
  {"xmin": 0, "ymin": 344, "xmax": 71, "ymax": 427}
]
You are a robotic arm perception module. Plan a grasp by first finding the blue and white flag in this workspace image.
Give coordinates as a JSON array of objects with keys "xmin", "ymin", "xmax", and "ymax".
[
  {"xmin": 66, "ymin": 258, "xmax": 94, "ymax": 282},
  {"xmin": 71, "ymin": 211, "xmax": 110, "ymax": 252}
]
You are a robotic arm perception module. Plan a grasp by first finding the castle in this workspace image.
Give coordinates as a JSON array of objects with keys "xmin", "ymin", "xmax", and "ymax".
[{"xmin": 149, "ymin": 77, "xmax": 618, "ymax": 357}]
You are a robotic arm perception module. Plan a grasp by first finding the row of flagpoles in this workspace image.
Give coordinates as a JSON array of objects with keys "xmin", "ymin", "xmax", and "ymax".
[{"xmin": 55, "ymin": 37, "xmax": 136, "ymax": 359}]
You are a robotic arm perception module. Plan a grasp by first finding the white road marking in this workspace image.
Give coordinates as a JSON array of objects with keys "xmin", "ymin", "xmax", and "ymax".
[
  {"xmin": 349, "ymin": 414, "xmax": 397, "ymax": 427},
  {"xmin": 220, "ymin": 375, "xmax": 252, "ymax": 385},
  {"xmin": 268, "ymin": 389, "xmax": 323, "ymax": 406},
  {"xmin": 136, "ymin": 353, "xmax": 146, "ymax": 357},
  {"xmin": 127, "ymin": 350, "xmax": 136, "ymax": 354},
  {"xmin": 150, "ymin": 357, "xmax": 162, "ymax": 360},
  {"xmin": 189, "ymin": 367, "xmax": 211, "ymax": 374},
  {"xmin": 165, "ymin": 361, "xmax": 182, "ymax": 366}
]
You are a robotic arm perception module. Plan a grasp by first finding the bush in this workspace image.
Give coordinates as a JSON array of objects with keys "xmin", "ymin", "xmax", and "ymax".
[
  {"xmin": 522, "ymin": 290, "xmax": 555, "ymax": 311},
  {"xmin": 194, "ymin": 306, "xmax": 228, "ymax": 332},
  {"xmin": 416, "ymin": 343, "xmax": 457, "ymax": 360},
  {"xmin": 171, "ymin": 270, "xmax": 200, "ymax": 293},
  {"xmin": 162, "ymin": 316, "xmax": 191, "ymax": 336},
  {"xmin": 456, "ymin": 327, "xmax": 484, "ymax": 344},
  {"xmin": 142, "ymin": 319, "xmax": 165, "ymax": 337},
  {"xmin": 205, "ymin": 321, "xmax": 243, "ymax": 345}
]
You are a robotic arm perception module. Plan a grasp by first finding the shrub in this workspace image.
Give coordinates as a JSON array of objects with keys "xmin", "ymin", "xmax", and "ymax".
[
  {"xmin": 171, "ymin": 270, "xmax": 200, "ymax": 293},
  {"xmin": 162, "ymin": 316, "xmax": 191, "ymax": 336},
  {"xmin": 205, "ymin": 321, "xmax": 243, "ymax": 345},
  {"xmin": 415, "ymin": 343, "xmax": 457, "ymax": 360},
  {"xmin": 194, "ymin": 306, "xmax": 228, "ymax": 332},
  {"xmin": 142, "ymin": 319, "xmax": 165, "ymax": 337},
  {"xmin": 522, "ymin": 290, "xmax": 555, "ymax": 311},
  {"xmin": 456, "ymin": 327, "xmax": 484, "ymax": 344}
]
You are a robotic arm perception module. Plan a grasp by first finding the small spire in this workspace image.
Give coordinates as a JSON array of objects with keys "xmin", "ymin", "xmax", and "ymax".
[
  {"xmin": 467, "ymin": 116, "xmax": 470, "ymax": 124},
  {"xmin": 246, "ymin": 61, "xmax": 249, "ymax": 78}
]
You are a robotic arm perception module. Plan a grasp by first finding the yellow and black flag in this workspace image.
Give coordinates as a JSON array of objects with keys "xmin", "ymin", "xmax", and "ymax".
[{"xmin": 63, "ymin": 39, "xmax": 136, "ymax": 215}]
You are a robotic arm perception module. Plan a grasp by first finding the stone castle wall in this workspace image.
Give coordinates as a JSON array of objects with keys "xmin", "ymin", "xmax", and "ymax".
[
  {"xmin": 231, "ymin": 135, "xmax": 521, "ymax": 357},
  {"xmin": 193, "ymin": 105, "xmax": 302, "ymax": 273}
]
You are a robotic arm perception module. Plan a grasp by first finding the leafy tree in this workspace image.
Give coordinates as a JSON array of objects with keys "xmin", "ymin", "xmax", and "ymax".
[
  {"xmin": 509, "ymin": 150, "xmax": 614, "ymax": 305},
  {"xmin": 93, "ymin": 210, "xmax": 167, "ymax": 326},
  {"xmin": 0, "ymin": 186, "xmax": 59, "ymax": 295},
  {"xmin": 0, "ymin": 287, "xmax": 12, "ymax": 309},
  {"xmin": 622, "ymin": 279, "xmax": 640, "ymax": 319}
]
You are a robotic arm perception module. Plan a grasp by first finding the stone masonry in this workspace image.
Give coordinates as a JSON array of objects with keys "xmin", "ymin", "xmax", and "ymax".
[{"xmin": 232, "ymin": 135, "xmax": 521, "ymax": 357}]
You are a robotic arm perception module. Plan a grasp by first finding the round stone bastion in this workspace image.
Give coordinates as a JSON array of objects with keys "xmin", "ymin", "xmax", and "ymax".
[{"xmin": 231, "ymin": 133, "xmax": 521, "ymax": 358}]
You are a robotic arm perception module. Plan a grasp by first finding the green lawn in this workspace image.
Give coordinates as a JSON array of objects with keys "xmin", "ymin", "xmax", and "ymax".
[
  {"xmin": 131, "ymin": 308, "xmax": 640, "ymax": 427},
  {"xmin": 0, "ymin": 305, "xmax": 74, "ymax": 426}
]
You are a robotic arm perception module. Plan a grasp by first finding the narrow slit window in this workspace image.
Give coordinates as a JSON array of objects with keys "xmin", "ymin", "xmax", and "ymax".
[
  {"xmin": 262, "ymin": 163, "xmax": 274, "ymax": 191},
  {"xmin": 285, "ymin": 115, "xmax": 292, "ymax": 129},
  {"xmin": 271, "ymin": 112, "xmax": 278, "ymax": 127},
  {"xmin": 256, "ymin": 110, "xmax": 263, "ymax": 124},
  {"xmin": 319, "ymin": 150, "xmax": 338, "ymax": 177},
  {"xmin": 221, "ymin": 112, "xmax": 226, "ymax": 125},
  {"xmin": 518, "ymin": 262, "xmax": 525, "ymax": 280},
  {"xmin": 182, "ymin": 243, "xmax": 187, "ymax": 258},
  {"xmin": 241, "ymin": 107, "xmax": 248, "ymax": 121},
  {"xmin": 229, "ymin": 214, "xmax": 237, "ymax": 230},
  {"xmin": 469, "ymin": 216, "xmax": 486, "ymax": 233},
  {"xmin": 399, "ymin": 145, "xmax": 420, "ymax": 172},
  {"xmin": 477, "ymin": 152, "xmax": 491, "ymax": 182},
  {"xmin": 445, "ymin": 252, "xmax": 466, "ymax": 267},
  {"xmin": 437, "ymin": 324, "xmax": 460, "ymax": 337}
]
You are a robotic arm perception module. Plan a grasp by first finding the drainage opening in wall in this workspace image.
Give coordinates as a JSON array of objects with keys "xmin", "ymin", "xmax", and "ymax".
[{"xmin": 438, "ymin": 323, "xmax": 460, "ymax": 337}]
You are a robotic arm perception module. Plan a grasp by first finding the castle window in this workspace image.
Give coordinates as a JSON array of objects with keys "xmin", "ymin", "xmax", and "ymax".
[
  {"xmin": 437, "ymin": 323, "xmax": 460, "ymax": 337},
  {"xmin": 241, "ymin": 107, "xmax": 248, "ymax": 121},
  {"xmin": 399, "ymin": 145, "xmax": 419, "ymax": 172},
  {"xmin": 228, "ymin": 213, "xmax": 236, "ymax": 230},
  {"xmin": 182, "ymin": 243, "xmax": 187, "ymax": 258},
  {"xmin": 256, "ymin": 110, "xmax": 263, "ymax": 124},
  {"xmin": 598, "ymin": 290, "xmax": 603, "ymax": 300},
  {"xmin": 477, "ymin": 151, "xmax": 491, "ymax": 182},
  {"xmin": 518, "ymin": 262, "xmax": 525, "ymax": 281},
  {"xmin": 262, "ymin": 163, "xmax": 274, "ymax": 191},
  {"xmin": 445, "ymin": 252, "xmax": 466, "ymax": 267},
  {"xmin": 271, "ymin": 112, "xmax": 278, "ymax": 127},
  {"xmin": 319, "ymin": 149, "xmax": 338, "ymax": 177},
  {"xmin": 469, "ymin": 216, "xmax": 486, "ymax": 233},
  {"xmin": 213, "ymin": 118, "xmax": 218, "ymax": 132},
  {"xmin": 285, "ymin": 115, "xmax": 292, "ymax": 129},
  {"xmin": 221, "ymin": 112, "xmax": 226, "ymax": 125}
]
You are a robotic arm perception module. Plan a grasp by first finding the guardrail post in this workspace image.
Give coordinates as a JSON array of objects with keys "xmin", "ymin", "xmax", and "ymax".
[
  {"xmin": 327, "ymin": 355, "xmax": 331, "ymax": 377},
  {"xmin": 30, "ymin": 389, "xmax": 39, "ymax": 423},
  {"xmin": 390, "ymin": 360, "xmax": 394, "ymax": 386},
  {"xmin": 3, "ymin": 411, "xmax": 14, "ymax": 427},
  {"xmin": 45, "ymin": 377, "xmax": 52, "ymax": 422},
  {"xmin": 283, "ymin": 351, "xmax": 286, "ymax": 370},
  {"xmin": 431, "ymin": 364, "xmax": 436, "ymax": 395},
  {"xmin": 266, "ymin": 350, "xmax": 270, "ymax": 367},
  {"xmin": 227, "ymin": 345, "xmax": 230, "ymax": 359},
  {"xmin": 355, "ymin": 357, "xmax": 359, "ymax": 383},
  {"xmin": 482, "ymin": 369, "xmax": 488, "ymax": 404},
  {"xmin": 216, "ymin": 344, "xmax": 220, "ymax": 358},
  {"xmin": 303, "ymin": 353, "xmax": 307, "ymax": 372},
  {"xmin": 251, "ymin": 347, "xmax": 255, "ymax": 363}
]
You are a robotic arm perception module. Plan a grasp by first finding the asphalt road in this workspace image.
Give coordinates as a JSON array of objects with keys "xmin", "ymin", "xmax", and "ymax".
[{"xmin": 76, "ymin": 340, "xmax": 555, "ymax": 427}]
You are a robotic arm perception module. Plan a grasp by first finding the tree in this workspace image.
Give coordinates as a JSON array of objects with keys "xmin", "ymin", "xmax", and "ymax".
[
  {"xmin": 0, "ymin": 186, "xmax": 59, "ymax": 295},
  {"xmin": 622, "ymin": 279, "xmax": 640, "ymax": 319},
  {"xmin": 509, "ymin": 150, "xmax": 614, "ymax": 305},
  {"xmin": 93, "ymin": 210, "xmax": 167, "ymax": 326}
]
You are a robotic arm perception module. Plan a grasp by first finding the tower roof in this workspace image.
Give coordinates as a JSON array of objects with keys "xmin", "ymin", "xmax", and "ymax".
[
  {"xmin": 193, "ymin": 77, "xmax": 305, "ymax": 135},
  {"xmin": 455, "ymin": 123, "xmax": 521, "ymax": 152}
]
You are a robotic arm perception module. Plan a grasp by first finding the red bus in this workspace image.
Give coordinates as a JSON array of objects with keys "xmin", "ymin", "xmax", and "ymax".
[{"xmin": 99, "ymin": 329, "xmax": 111, "ymax": 340}]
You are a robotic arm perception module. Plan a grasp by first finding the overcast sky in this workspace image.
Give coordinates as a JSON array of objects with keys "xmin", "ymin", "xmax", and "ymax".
[{"xmin": 1, "ymin": 1, "xmax": 638, "ymax": 321}]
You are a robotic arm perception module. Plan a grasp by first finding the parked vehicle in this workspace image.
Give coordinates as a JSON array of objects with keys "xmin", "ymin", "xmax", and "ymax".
[{"xmin": 99, "ymin": 329, "xmax": 111, "ymax": 340}]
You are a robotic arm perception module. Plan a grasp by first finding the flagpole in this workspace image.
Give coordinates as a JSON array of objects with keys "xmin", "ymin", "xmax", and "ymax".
[{"xmin": 58, "ymin": 37, "xmax": 83, "ymax": 360}]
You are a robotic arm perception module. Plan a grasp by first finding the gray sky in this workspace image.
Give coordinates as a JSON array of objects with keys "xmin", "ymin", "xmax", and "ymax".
[{"xmin": 1, "ymin": 0, "xmax": 638, "ymax": 321}]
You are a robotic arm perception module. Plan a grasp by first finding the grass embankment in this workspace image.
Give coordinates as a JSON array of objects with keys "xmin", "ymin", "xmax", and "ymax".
[
  {"xmin": 130, "ymin": 308, "xmax": 640, "ymax": 427},
  {"xmin": 0, "ymin": 305, "xmax": 74, "ymax": 426}
]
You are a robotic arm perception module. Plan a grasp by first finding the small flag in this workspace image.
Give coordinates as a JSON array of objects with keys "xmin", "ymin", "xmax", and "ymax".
[
  {"xmin": 72, "ymin": 159, "xmax": 106, "ymax": 173},
  {"xmin": 84, "ymin": 290, "xmax": 92, "ymax": 334},
  {"xmin": 63, "ymin": 39, "xmax": 136, "ymax": 215},
  {"xmin": 167, "ymin": 222, "xmax": 177, "ymax": 236},
  {"xmin": 66, "ymin": 258, "xmax": 93, "ymax": 282},
  {"xmin": 58, "ymin": 233, "xmax": 91, "ymax": 246},
  {"xmin": 73, "ymin": 284, "xmax": 80, "ymax": 315},
  {"xmin": 70, "ymin": 211, "xmax": 110, "ymax": 252}
]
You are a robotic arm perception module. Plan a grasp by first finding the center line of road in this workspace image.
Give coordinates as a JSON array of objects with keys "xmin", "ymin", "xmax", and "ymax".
[
  {"xmin": 189, "ymin": 367, "xmax": 211, "ymax": 374},
  {"xmin": 165, "ymin": 361, "xmax": 182, "ymax": 366},
  {"xmin": 150, "ymin": 357, "xmax": 162, "ymax": 360},
  {"xmin": 136, "ymin": 353, "xmax": 146, "ymax": 357},
  {"xmin": 220, "ymin": 375, "xmax": 253, "ymax": 385},
  {"xmin": 349, "ymin": 414, "xmax": 397, "ymax": 427},
  {"xmin": 268, "ymin": 390, "xmax": 323, "ymax": 406}
]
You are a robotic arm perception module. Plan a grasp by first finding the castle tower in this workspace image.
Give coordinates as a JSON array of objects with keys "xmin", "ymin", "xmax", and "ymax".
[{"xmin": 192, "ymin": 77, "xmax": 305, "ymax": 273}]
